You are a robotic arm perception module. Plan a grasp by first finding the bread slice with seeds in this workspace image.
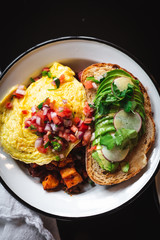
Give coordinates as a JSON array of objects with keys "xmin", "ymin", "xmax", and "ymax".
[{"xmin": 81, "ymin": 63, "xmax": 155, "ymax": 185}]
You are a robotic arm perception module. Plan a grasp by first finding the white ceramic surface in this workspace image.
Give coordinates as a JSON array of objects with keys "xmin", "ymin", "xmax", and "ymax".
[{"xmin": 0, "ymin": 37, "xmax": 160, "ymax": 218}]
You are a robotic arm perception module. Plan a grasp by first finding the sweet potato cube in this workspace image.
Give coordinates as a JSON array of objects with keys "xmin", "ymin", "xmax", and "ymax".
[
  {"xmin": 60, "ymin": 167, "xmax": 83, "ymax": 189},
  {"xmin": 42, "ymin": 174, "xmax": 59, "ymax": 190}
]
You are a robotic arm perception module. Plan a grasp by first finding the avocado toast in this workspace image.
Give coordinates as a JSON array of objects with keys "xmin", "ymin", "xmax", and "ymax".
[{"xmin": 81, "ymin": 63, "xmax": 155, "ymax": 185}]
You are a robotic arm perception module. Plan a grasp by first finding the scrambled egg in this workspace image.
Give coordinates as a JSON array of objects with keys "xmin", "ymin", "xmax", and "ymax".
[{"xmin": 0, "ymin": 62, "xmax": 86, "ymax": 165}]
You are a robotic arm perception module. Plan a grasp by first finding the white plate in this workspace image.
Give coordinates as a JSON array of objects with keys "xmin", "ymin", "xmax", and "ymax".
[{"xmin": 0, "ymin": 37, "xmax": 160, "ymax": 219}]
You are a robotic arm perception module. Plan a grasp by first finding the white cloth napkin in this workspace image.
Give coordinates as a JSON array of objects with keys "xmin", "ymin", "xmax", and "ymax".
[{"xmin": 0, "ymin": 183, "xmax": 61, "ymax": 240}]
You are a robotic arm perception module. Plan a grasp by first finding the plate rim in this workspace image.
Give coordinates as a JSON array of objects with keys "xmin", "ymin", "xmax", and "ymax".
[{"xmin": 0, "ymin": 36, "xmax": 160, "ymax": 220}]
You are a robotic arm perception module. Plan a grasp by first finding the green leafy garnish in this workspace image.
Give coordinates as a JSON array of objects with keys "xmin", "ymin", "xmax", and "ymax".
[
  {"xmin": 114, "ymin": 128, "xmax": 137, "ymax": 149},
  {"xmin": 47, "ymin": 72, "xmax": 52, "ymax": 78},
  {"xmin": 112, "ymin": 83, "xmax": 134, "ymax": 100},
  {"xmin": 42, "ymin": 71, "xmax": 52, "ymax": 78},
  {"xmin": 48, "ymin": 77, "xmax": 60, "ymax": 91},
  {"xmin": 51, "ymin": 141, "xmax": 62, "ymax": 151},
  {"xmin": 123, "ymin": 100, "xmax": 137, "ymax": 113},
  {"xmin": 100, "ymin": 133, "xmax": 115, "ymax": 150},
  {"xmin": 30, "ymin": 77, "xmax": 35, "ymax": 82},
  {"xmin": 100, "ymin": 128, "xmax": 138, "ymax": 150},
  {"xmin": 37, "ymin": 97, "xmax": 49, "ymax": 109},
  {"xmin": 42, "ymin": 71, "xmax": 48, "ymax": 76},
  {"xmin": 55, "ymin": 156, "xmax": 60, "ymax": 161},
  {"xmin": 29, "ymin": 125, "xmax": 37, "ymax": 130},
  {"xmin": 44, "ymin": 141, "xmax": 50, "ymax": 149},
  {"xmin": 86, "ymin": 76, "xmax": 100, "ymax": 83},
  {"xmin": 37, "ymin": 102, "xmax": 43, "ymax": 109}
]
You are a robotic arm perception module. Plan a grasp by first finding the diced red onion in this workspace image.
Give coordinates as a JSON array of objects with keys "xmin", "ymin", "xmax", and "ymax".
[
  {"xmin": 75, "ymin": 131, "xmax": 83, "ymax": 139},
  {"xmin": 43, "ymin": 107, "xmax": 49, "ymax": 116},
  {"xmin": 16, "ymin": 88, "xmax": 26, "ymax": 95},
  {"xmin": 62, "ymin": 99, "xmax": 67, "ymax": 104},
  {"xmin": 51, "ymin": 80, "xmax": 56, "ymax": 86},
  {"xmin": 59, "ymin": 154, "xmax": 64, "ymax": 159},
  {"xmin": 77, "ymin": 120, "xmax": 83, "ymax": 127},
  {"xmin": 91, "ymin": 132, "xmax": 95, "ymax": 141},
  {"xmin": 58, "ymin": 107, "xmax": 64, "ymax": 112},
  {"xmin": 18, "ymin": 85, "xmax": 26, "ymax": 90},
  {"xmin": 50, "ymin": 111, "xmax": 57, "ymax": 119},
  {"xmin": 36, "ymin": 116, "xmax": 41, "ymax": 125},
  {"xmin": 31, "ymin": 106, "xmax": 36, "ymax": 113},
  {"xmin": 96, "ymin": 75, "xmax": 103, "ymax": 81},
  {"xmin": 44, "ymin": 123, "xmax": 51, "ymax": 131},
  {"xmin": 43, "ymin": 104, "xmax": 49, "ymax": 108},
  {"xmin": 92, "ymin": 82, "xmax": 98, "ymax": 89},
  {"xmin": 51, "ymin": 123, "xmax": 59, "ymax": 132},
  {"xmin": 35, "ymin": 138, "xmax": 43, "ymax": 148}
]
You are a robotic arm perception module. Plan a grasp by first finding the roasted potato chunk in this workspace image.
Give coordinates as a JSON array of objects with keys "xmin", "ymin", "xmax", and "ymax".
[
  {"xmin": 60, "ymin": 167, "xmax": 83, "ymax": 189},
  {"xmin": 42, "ymin": 174, "xmax": 59, "ymax": 190}
]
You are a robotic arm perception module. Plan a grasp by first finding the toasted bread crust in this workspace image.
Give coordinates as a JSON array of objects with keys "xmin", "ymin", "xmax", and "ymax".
[{"xmin": 81, "ymin": 63, "xmax": 155, "ymax": 185}]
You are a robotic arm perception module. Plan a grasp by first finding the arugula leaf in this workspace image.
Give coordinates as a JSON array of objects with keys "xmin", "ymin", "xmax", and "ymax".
[
  {"xmin": 112, "ymin": 82, "xmax": 134, "ymax": 100},
  {"xmin": 124, "ymin": 100, "xmax": 132, "ymax": 112},
  {"xmin": 124, "ymin": 100, "xmax": 137, "ymax": 113},
  {"xmin": 100, "ymin": 133, "xmax": 115, "ymax": 150},
  {"xmin": 98, "ymin": 102, "xmax": 110, "ymax": 115}
]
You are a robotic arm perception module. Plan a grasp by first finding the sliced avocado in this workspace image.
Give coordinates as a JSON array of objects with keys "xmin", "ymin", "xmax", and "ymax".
[
  {"xmin": 92, "ymin": 149, "xmax": 119, "ymax": 172},
  {"xmin": 95, "ymin": 125, "xmax": 115, "ymax": 138},
  {"xmin": 92, "ymin": 137, "xmax": 100, "ymax": 146},
  {"xmin": 97, "ymin": 76, "xmax": 115, "ymax": 95},
  {"xmin": 97, "ymin": 69, "xmax": 133, "ymax": 95},
  {"xmin": 92, "ymin": 151, "xmax": 105, "ymax": 170},
  {"xmin": 95, "ymin": 113, "xmax": 114, "ymax": 126},
  {"xmin": 96, "ymin": 118, "xmax": 114, "ymax": 129},
  {"xmin": 106, "ymin": 69, "xmax": 133, "ymax": 79}
]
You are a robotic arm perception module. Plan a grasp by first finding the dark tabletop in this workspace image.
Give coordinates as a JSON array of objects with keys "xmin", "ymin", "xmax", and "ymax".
[{"xmin": 1, "ymin": 1, "xmax": 160, "ymax": 239}]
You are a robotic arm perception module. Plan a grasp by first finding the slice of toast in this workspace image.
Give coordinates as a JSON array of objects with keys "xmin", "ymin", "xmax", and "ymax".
[{"xmin": 81, "ymin": 63, "xmax": 155, "ymax": 185}]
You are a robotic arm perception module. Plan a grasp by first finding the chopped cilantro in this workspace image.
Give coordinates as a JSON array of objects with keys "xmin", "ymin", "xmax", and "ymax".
[
  {"xmin": 44, "ymin": 141, "xmax": 50, "ymax": 149},
  {"xmin": 30, "ymin": 77, "xmax": 35, "ymax": 82},
  {"xmin": 29, "ymin": 125, "xmax": 37, "ymax": 130},
  {"xmin": 47, "ymin": 71, "xmax": 52, "ymax": 78},
  {"xmin": 100, "ymin": 133, "xmax": 115, "ymax": 150},
  {"xmin": 48, "ymin": 77, "xmax": 60, "ymax": 91},
  {"xmin": 55, "ymin": 155, "xmax": 60, "ymax": 161},
  {"xmin": 37, "ymin": 102, "xmax": 43, "ymax": 109},
  {"xmin": 42, "ymin": 71, "xmax": 48, "ymax": 76},
  {"xmin": 51, "ymin": 141, "xmax": 62, "ymax": 151},
  {"xmin": 37, "ymin": 97, "xmax": 49, "ymax": 109}
]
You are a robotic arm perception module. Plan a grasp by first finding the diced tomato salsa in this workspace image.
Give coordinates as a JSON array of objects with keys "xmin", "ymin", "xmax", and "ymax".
[{"xmin": 24, "ymin": 98, "xmax": 93, "ymax": 154}]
